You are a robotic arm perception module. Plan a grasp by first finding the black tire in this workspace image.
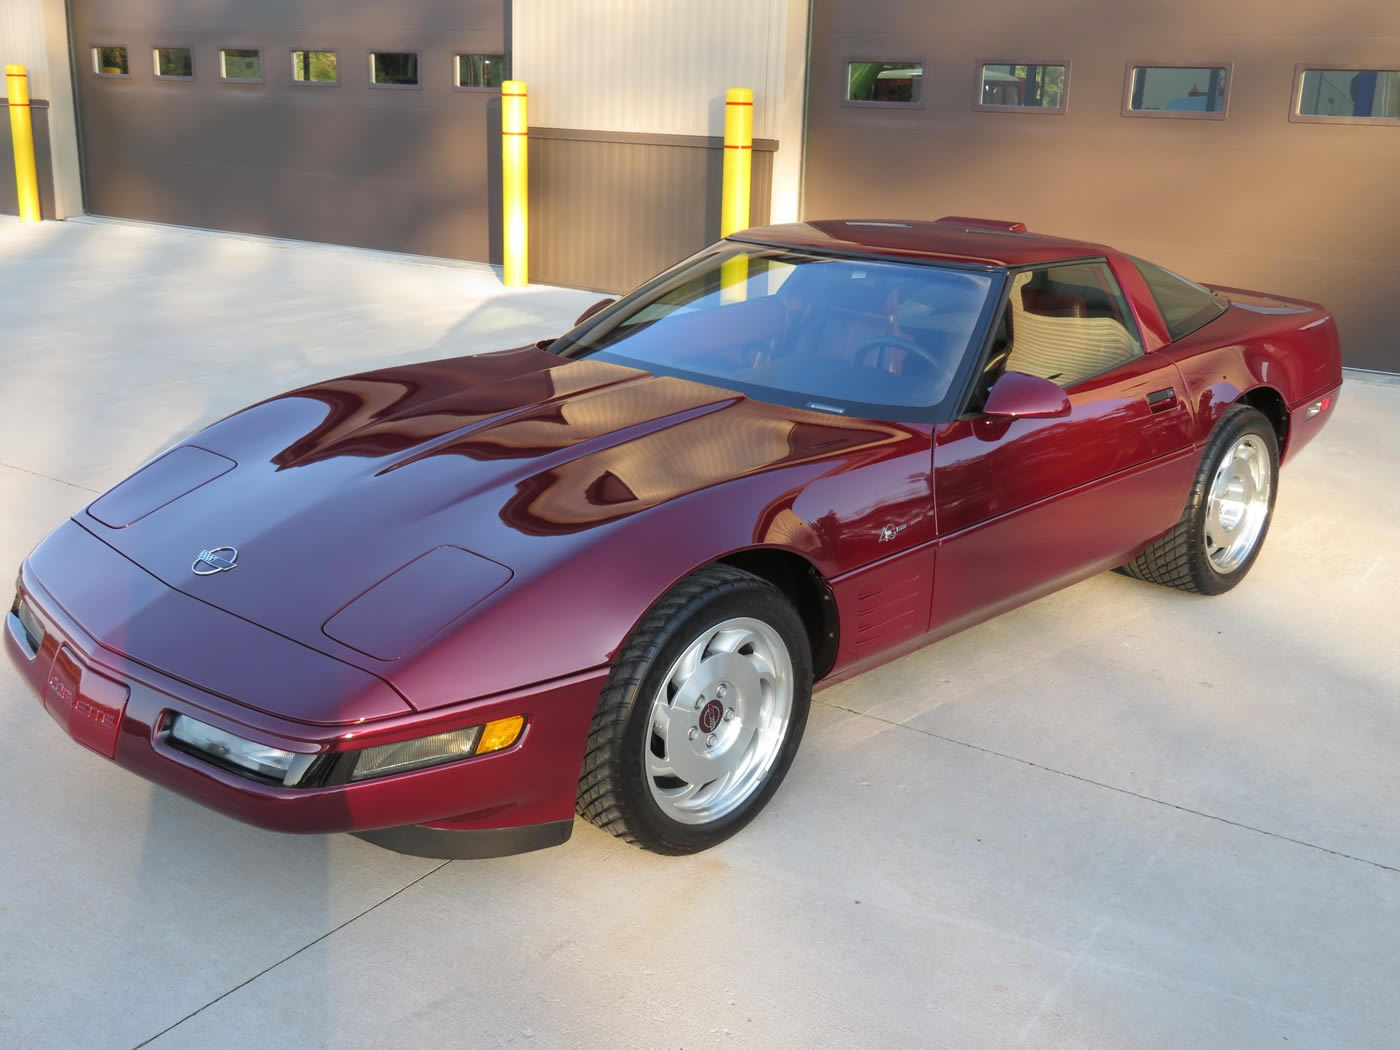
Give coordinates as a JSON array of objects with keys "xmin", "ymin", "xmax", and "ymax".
[
  {"xmin": 577, "ymin": 564, "xmax": 812, "ymax": 854},
  {"xmin": 1120, "ymin": 404, "xmax": 1280, "ymax": 595}
]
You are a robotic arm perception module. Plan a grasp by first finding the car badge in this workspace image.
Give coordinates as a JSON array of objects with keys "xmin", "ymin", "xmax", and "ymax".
[
  {"xmin": 193, "ymin": 546, "xmax": 239, "ymax": 575},
  {"xmin": 878, "ymin": 523, "xmax": 907, "ymax": 543}
]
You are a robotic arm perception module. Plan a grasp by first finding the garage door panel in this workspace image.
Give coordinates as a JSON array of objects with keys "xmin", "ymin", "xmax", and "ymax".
[
  {"xmin": 70, "ymin": 1, "xmax": 504, "ymax": 261},
  {"xmin": 806, "ymin": 0, "xmax": 1400, "ymax": 371}
]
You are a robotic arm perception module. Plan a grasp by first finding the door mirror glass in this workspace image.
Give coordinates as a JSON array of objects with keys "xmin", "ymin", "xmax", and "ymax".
[
  {"xmin": 983, "ymin": 370, "xmax": 1071, "ymax": 419},
  {"xmin": 574, "ymin": 298, "xmax": 617, "ymax": 328}
]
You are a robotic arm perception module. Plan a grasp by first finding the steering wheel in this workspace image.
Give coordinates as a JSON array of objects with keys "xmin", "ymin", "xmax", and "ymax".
[{"xmin": 852, "ymin": 335, "xmax": 943, "ymax": 370}]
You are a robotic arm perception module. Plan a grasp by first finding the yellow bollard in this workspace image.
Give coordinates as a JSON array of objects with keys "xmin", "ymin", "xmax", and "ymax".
[
  {"xmin": 501, "ymin": 79, "xmax": 528, "ymax": 287},
  {"xmin": 5, "ymin": 65, "xmax": 41, "ymax": 222},
  {"xmin": 719, "ymin": 87, "xmax": 754, "ymax": 303},
  {"xmin": 720, "ymin": 87, "xmax": 753, "ymax": 237}
]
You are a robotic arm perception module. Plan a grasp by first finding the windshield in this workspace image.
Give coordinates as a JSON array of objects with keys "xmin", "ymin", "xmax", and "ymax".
[{"xmin": 553, "ymin": 244, "xmax": 997, "ymax": 420}]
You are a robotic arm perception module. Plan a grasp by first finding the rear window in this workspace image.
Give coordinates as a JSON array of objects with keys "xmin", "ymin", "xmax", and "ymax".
[{"xmin": 1131, "ymin": 257, "xmax": 1227, "ymax": 341}]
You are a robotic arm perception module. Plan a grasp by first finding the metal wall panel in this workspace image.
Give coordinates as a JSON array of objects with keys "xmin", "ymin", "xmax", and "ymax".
[
  {"xmin": 68, "ymin": 0, "xmax": 505, "ymax": 258},
  {"xmin": 529, "ymin": 129, "xmax": 774, "ymax": 293},
  {"xmin": 514, "ymin": 0, "xmax": 788, "ymax": 140},
  {"xmin": 1, "ymin": 100, "xmax": 56, "ymax": 219},
  {"xmin": 805, "ymin": 0, "xmax": 1400, "ymax": 372}
]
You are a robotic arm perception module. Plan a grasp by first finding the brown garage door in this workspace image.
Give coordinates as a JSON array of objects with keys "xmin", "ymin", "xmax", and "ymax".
[
  {"xmin": 804, "ymin": 0, "xmax": 1400, "ymax": 372},
  {"xmin": 70, "ymin": 0, "xmax": 506, "ymax": 262}
]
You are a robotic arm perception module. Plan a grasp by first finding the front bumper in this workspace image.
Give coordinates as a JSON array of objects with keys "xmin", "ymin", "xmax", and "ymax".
[{"xmin": 5, "ymin": 535, "xmax": 606, "ymax": 858}]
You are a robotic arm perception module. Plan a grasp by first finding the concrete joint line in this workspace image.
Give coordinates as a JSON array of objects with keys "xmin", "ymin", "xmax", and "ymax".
[
  {"xmin": 815, "ymin": 697, "xmax": 1400, "ymax": 877},
  {"xmin": 130, "ymin": 859, "xmax": 453, "ymax": 1048}
]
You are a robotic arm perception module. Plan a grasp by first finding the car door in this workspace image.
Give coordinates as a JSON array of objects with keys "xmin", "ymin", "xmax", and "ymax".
[{"xmin": 929, "ymin": 260, "xmax": 1197, "ymax": 637}]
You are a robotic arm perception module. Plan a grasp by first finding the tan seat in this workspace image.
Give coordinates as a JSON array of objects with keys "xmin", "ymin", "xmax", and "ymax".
[{"xmin": 1004, "ymin": 271, "xmax": 1139, "ymax": 386}]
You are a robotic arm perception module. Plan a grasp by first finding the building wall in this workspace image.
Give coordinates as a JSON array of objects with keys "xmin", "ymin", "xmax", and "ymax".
[
  {"xmin": 0, "ymin": 0, "xmax": 82, "ymax": 217},
  {"xmin": 514, "ymin": 0, "xmax": 788, "ymax": 140},
  {"xmin": 804, "ymin": 0, "xmax": 1400, "ymax": 372},
  {"xmin": 513, "ymin": 0, "xmax": 807, "ymax": 291}
]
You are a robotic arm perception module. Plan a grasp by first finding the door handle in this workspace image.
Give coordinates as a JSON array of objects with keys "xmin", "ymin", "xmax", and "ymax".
[{"xmin": 1146, "ymin": 387, "xmax": 1178, "ymax": 413}]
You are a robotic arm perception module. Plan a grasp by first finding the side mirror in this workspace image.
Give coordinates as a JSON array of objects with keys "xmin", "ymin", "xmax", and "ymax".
[
  {"xmin": 983, "ymin": 371, "xmax": 1071, "ymax": 419},
  {"xmin": 573, "ymin": 297, "xmax": 617, "ymax": 328}
]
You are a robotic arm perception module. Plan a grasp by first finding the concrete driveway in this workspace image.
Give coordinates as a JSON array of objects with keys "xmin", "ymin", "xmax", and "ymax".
[{"xmin": 2, "ymin": 216, "xmax": 1397, "ymax": 1050}]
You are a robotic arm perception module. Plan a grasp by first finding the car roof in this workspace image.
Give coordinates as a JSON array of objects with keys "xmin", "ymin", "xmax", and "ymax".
[{"xmin": 730, "ymin": 217, "xmax": 1114, "ymax": 269}]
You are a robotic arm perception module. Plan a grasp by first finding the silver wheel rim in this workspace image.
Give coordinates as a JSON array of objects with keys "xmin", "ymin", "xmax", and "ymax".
[
  {"xmin": 644, "ymin": 616, "xmax": 794, "ymax": 825},
  {"xmin": 1204, "ymin": 435, "xmax": 1272, "ymax": 574}
]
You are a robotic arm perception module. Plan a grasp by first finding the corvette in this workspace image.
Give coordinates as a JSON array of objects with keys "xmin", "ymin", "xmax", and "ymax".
[{"xmin": 6, "ymin": 217, "xmax": 1341, "ymax": 857}]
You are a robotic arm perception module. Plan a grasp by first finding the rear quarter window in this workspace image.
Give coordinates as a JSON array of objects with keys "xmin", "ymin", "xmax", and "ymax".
[{"xmin": 1131, "ymin": 257, "xmax": 1228, "ymax": 341}]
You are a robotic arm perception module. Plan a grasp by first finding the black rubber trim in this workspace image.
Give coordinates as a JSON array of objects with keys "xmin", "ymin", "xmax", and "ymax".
[{"xmin": 353, "ymin": 818, "xmax": 574, "ymax": 859}]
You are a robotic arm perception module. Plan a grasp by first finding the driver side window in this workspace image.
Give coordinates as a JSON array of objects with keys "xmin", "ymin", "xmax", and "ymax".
[{"xmin": 1001, "ymin": 262, "xmax": 1142, "ymax": 388}]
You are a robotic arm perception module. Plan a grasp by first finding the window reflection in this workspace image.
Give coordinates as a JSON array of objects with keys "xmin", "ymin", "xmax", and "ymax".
[
  {"xmin": 154, "ymin": 47, "xmax": 193, "ymax": 79},
  {"xmin": 979, "ymin": 64, "xmax": 1066, "ymax": 109},
  {"xmin": 1298, "ymin": 69, "xmax": 1400, "ymax": 120},
  {"xmin": 457, "ymin": 54, "xmax": 508, "ymax": 88},
  {"xmin": 93, "ymin": 46, "xmax": 129, "ymax": 76},
  {"xmin": 847, "ymin": 62, "xmax": 922, "ymax": 103},
  {"xmin": 291, "ymin": 50, "xmax": 337, "ymax": 84},
  {"xmin": 1129, "ymin": 66, "xmax": 1229, "ymax": 115},
  {"xmin": 221, "ymin": 49, "xmax": 261, "ymax": 81},
  {"xmin": 371, "ymin": 51, "xmax": 419, "ymax": 86}
]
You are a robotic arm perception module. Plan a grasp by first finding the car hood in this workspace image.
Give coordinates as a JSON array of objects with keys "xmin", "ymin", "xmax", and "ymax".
[{"xmin": 79, "ymin": 347, "xmax": 893, "ymax": 675}]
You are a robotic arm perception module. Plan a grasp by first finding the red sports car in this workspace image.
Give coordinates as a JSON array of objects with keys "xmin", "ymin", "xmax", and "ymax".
[{"xmin": 5, "ymin": 218, "xmax": 1342, "ymax": 857}]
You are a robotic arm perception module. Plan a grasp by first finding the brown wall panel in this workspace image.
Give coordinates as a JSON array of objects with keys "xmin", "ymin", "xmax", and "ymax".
[
  {"xmin": 1, "ymin": 100, "xmax": 56, "ymax": 219},
  {"xmin": 69, "ymin": 0, "xmax": 504, "ymax": 258},
  {"xmin": 805, "ymin": 0, "xmax": 1400, "ymax": 372},
  {"xmin": 529, "ymin": 130, "xmax": 774, "ymax": 293}
]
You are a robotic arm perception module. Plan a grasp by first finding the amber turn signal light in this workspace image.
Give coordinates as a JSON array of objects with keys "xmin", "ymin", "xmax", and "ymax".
[{"xmin": 476, "ymin": 715, "xmax": 526, "ymax": 755}]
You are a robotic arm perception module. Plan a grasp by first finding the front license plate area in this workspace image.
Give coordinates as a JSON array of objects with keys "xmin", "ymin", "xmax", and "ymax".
[{"xmin": 46, "ymin": 647, "xmax": 128, "ymax": 759}]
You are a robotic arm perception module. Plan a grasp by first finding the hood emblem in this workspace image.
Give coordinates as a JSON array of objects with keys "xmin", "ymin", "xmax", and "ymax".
[{"xmin": 193, "ymin": 547, "xmax": 239, "ymax": 575}]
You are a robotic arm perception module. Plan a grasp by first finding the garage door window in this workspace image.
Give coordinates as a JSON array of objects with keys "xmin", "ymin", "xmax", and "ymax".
[
  {"xmin": 371, "ymin": 52, "xmax": 420, "ymax": 88},
  {"xmin": 292, "ymin": 50, "xmax": 337, "ymax": 84},
  {"xmin": 1126, "ymin": 65, "xmax": 1230, "ymax": 119},
  {"xmin": 976, "ymin": 63, "xmax": 1068, "ymax": 112},
  {"xmin": 1003, "ymin": 263, "xmax": 1143, "ymax": 388},
  {"xmin": 846, "ymin": 61, "xmax": 923, "ymax": 105},
  {"xmin": 456, "ymin": 53, "xmax": 508, "ymax": 89},
  {"xmin": 92, "ymin": 46, "xmax": 129, "ymax": 77},
  {"xmin": 153, "ymin": 48, "xmax": 193, "ymax": 80},
  {"xmin": 1293, "ymin": 68, "xmax": 1400, "ymax": 124},
  {"xmin": 220, "ymin": 49, "xmax": 262, "ymax": 82}
]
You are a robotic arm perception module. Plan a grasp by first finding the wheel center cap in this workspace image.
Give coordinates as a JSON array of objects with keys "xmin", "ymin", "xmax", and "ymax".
[{"xmin": 698, "ymin": 699, "xmax": 725, "ymax": 734}]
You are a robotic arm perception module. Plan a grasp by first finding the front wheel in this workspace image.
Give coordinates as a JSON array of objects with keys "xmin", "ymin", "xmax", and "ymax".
[
  {"xmin": 1121, "ymin": 404, "xmax": 1279, "ymax": 595},
  {"xmin": 577, "ymin": 564, "xmax": 812, "ymax": 854}
]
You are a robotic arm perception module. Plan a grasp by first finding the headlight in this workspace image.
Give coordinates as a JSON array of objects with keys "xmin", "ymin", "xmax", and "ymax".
[
  {"xmin": 168, "ymin": 715, "xmax": 318, "ymax": 786},
  {"xmin": 349, "ymin": 715, "xmax": 526, "ymax": 782}
]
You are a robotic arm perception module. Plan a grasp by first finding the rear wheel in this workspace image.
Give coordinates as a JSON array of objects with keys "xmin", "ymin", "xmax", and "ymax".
[
  {"xmin": 1121, "ymin": 404, "xmax": 1279, "ymax": 595},
  {"xmin": 577, "ymin": 565, "xmax": 812, "ymax": 854}
]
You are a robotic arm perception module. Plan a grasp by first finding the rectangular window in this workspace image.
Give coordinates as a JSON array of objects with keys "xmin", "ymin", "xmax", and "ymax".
[
  {"xmin": 153, "ymin": 47, "xmax": 193, "ymax": 79},
  {"xmin": 1295, "ymin": 68, "xmax": 1400, "ymax": 123},
  {"xmin": 220, "ymin": 49, "xmax": 262, "ymax": 82},
  {"xmin": 291, "ymin": 50, "xmax": 337, "ymax": 84},
  {"xmin": 456, "ymin": 53, "xmax": 508, "ymax": 89},
  {"xmin": 977, "ymin": 63, "xmax": 1068, "ymax": 111},
  {"xmin": 92, "ymin": 46, "xmax": 129, "ymax": 77},
  {"xmin": 1004, "ymin": 263, "xmax": 1143, "ymax": 388},
  {"xmin": 846, "ymin": 61, "xmax": 922, "ymax": 104},
  {"xmin": 371, "ymin": 51, "xmax": 419, "ymax": 87},
  {"xmin": 1126, "ymin": 65, "xmax": 1229, "ymax": 118}
]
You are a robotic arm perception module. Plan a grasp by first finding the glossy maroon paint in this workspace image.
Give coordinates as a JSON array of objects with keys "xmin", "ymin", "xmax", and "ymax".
[{"xmin": 5, "ymin": 218, "xmax": 1343, "ymax": 847}]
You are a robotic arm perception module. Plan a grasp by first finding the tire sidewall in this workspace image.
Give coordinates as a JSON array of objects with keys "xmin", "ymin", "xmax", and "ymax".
[
  {"xmin": 1193, "ymin": 408, "xmax": 1280, "ymax": 594},
  {"xmin": 618, "ymin": 582, "xmax": 813, "ymax": 854}
]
